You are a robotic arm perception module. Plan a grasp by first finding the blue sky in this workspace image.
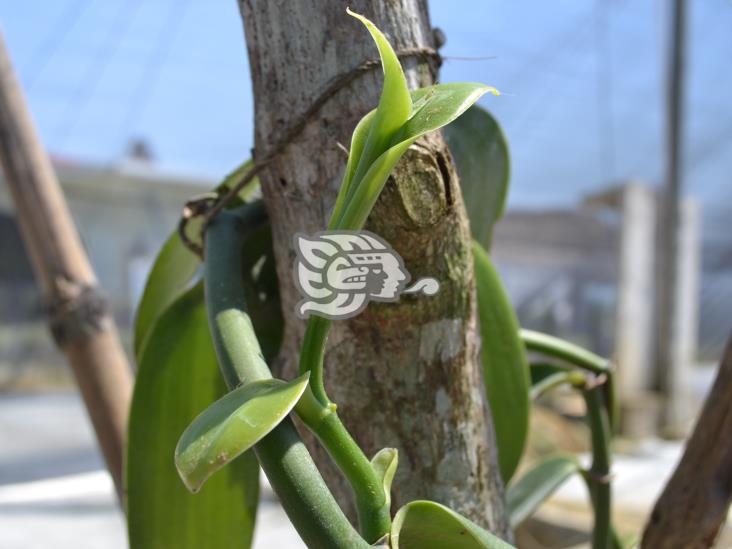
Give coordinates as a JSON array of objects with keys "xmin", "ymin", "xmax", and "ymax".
[{"xmin": 1, "ymin": 0, "xmax": 731, "ymax": 213}]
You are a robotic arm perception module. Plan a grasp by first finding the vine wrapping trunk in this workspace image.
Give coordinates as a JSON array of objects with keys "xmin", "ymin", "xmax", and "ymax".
[{"xmin": 237, "ymin": 1, "xmax": 510, "ymax": 535}]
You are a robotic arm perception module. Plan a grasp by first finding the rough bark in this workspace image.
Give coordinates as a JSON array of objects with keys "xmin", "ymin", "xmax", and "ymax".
[
  {"xmin": 237, "ymin": 0, "xmax": 509, "ymax": 536},
  {"xmin": 641, "ymin": 335, "xmax": 732, "ymax": 548}
]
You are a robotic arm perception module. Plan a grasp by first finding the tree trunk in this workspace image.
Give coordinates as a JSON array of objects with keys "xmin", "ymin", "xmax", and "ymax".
[{"xmin": 237, "ymin": 0, "xmax": 510, "ymax": 537}]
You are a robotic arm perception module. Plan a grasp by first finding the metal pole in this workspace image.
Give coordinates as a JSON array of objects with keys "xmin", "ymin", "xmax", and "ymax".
[
  {"xmin": 656, "ymin": 0, "xmax": 687, "ymax": 432},
  {"xmin": 0, "ymin": 32, "xmax": 132, "ymax": 502}
]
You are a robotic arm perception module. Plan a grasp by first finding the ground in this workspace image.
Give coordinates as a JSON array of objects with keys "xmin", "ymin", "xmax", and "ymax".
[
  {"xmin": 0, "ymin": 392, "xmax": 303, "ymax": 549},
  {"xmin": 1, "ymin": 391, "xmax": 730, "ymax": 548}
]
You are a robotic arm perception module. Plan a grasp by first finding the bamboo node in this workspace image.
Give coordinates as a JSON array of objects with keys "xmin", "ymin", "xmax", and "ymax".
[{"xmin": 47, "ymin": 277, "xmax": 111, "ymax": 346}]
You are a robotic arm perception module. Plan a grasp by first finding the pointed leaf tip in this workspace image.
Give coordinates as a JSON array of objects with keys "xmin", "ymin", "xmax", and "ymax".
[
  {"xmin": 175, "ymin": 373, "xmax": 310, "ymax": 492},
  {"xmin": 403, "ymin": 83, "xmax": 498, "ymax": 142},
  {"xmin": 334, "ymin": 84, "xmax": 497, "ymax": 231},
  {"xmin": 371, "ymin": 448, "xmax": 398, "ymax": 508}
]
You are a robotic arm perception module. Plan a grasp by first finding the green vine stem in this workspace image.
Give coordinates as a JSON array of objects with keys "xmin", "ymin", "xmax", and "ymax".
[
  {"xmin": 299, "ymin": 315, "xmax": 332, "ymax": 404},
  {"xmin": 582, "ymin": 383, "xmax": 613, "ymax": 549},
  {"xmin": 530, "ymin": 370, "xmax": 587, "ymax": 401},
  {"xmin": 521, "ymin": 329, "xmax": 609, "ymax": 373},
  {"xmin": 298, "ymin": 316, "xmax": 392, "ymax": 542},
  {"xmin": 521, "ymin": 329, "xmax": 619, "ymax": 429},
  {"xmin": 205, "ymin": 207, "xmax": 370, "ymax": 549},
  {"xmin": 524, "ymin": 332, "xmax": 616, "ymax": 548}
]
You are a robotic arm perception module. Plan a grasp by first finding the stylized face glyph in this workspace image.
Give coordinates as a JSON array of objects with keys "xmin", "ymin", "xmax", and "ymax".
[
  {"xmin": 325, "ymin": 256, "xmax": 369, "ymax": 291},
  {"xmin": 295, "ymin": 231, "xmax": 431, "ymax": 319},
  {"xmin": 327, "ymin": 252, "xmax": 407, "ymax": 299}
]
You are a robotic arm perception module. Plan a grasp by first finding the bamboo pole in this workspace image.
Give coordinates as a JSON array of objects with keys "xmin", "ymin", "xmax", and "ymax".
[{"xmin": 0, "ymin": 32, "xmax": 132, "ymax": 503}]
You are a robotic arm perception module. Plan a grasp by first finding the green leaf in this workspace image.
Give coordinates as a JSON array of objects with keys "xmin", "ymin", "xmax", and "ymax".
[
  {"xmin": 336, "ymin": 84, "xmax": 496, "ymax": 231},
  {"xmin": 473, "ymin": 241, "xmax": 530, "ymax": 482},
  {"xmin": 443, "ymin": 104, "xmax": 510, "ymax": 248},
  {"xmin": 127, "ymin": 284, "xmax": 259, "ymax": 548},
  {"xmin": 176, "ymin": 373, "xmax": 310, "ymax": 492},
  {"xmin": 507, "ymin": 456, "xmax": 581, "ymax": 528},
  {"xmin": 336, "ymin": 137, "xmax": 416, "ymax": 230},
  {"xmin": 133, "ymin": 231, "xmax": 199, "ymax": 360},
  {"xmin": 391, "ymin": 500, "xmax": 515, "ymax": 549},
  {"xmin": 404, "ymin": 84, "xmax": 499, "ymax": 145},
  {"xmin": 331, "ymin": 11, "xmax": 497, "ymax": 232},
  {"xmin": 370, "ymin": 448, "xmax": 398, "ymax": 509},
  {"xmin": 330, "ymin": 109, "xmax": 376, "ymax": 228},
  {"xmin": 133, "ymin": 160, "xmax": 259, "ymax": 361},
  {"xmin": 345, "ymin": 9, "xmax": 412, "ymax": 197}
]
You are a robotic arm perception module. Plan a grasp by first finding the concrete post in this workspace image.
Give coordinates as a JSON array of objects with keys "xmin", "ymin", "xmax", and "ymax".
[
  {"xmin": 664, "ymin": 197, "xmax": 700, "ymax": 433},
  {"xmin": 615, "ymin": 184, "xmax": 660, "ymax": 435}
]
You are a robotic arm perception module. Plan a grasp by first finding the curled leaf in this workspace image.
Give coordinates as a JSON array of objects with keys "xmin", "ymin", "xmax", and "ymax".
[
  {"xmin": 371, "ymin": 448, "xmax": 398, "ymax": 509},
  {"xmin": 344, "ymin": 9, "xmax": 412, "ymax": 194},
  {"xmin": 175, "ymin": 373, "xmax": 310, "ymax": 492},
  {"xmin": 331, "ymin": 11, "xmax": 497, "ymax": 232},
  {"xmin": 330, "ymin": 109, "xmax": 376, "ymax": 226},
  {"xmin": 336, "ymin": 84, "xmax": 496, "ymax": 231}
]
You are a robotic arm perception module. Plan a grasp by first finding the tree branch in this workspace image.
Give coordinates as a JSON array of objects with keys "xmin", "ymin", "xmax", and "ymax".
[{"xmin": 641, "ymin": 335, "xmax": 732, "ymax": 548}]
